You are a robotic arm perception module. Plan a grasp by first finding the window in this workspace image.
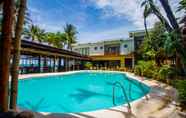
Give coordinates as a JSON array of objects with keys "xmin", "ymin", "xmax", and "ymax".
[
  {"xmin": 100, "ymin": 46, "xmax": 103, "ymax": 50},
  {"xmin": 124, "ymin": 44, "xmax": 128, "ymax": 48},
  {"xmin": 94, "ymin": 47, "xmax": 97, "ymax": 50}
]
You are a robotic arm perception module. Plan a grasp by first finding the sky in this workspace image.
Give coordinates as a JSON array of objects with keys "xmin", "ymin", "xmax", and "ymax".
[{"xmin": 27, "ymin": 0, "xmax": 182, "ymax": 43}]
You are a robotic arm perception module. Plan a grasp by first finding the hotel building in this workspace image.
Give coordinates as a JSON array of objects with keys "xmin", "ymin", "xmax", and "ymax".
[
  {"xmin": 72, "ymin": 38, "xmax": 135, "ymax": 68},
  {"xmin": 72, "ymin": 30, "xmax": 146, "ymax": 69}
]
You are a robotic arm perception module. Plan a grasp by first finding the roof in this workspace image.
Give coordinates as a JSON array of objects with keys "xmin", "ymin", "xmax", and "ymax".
[
  {"xmin": 73, "ymin": 38, "xmax": 132, "ymax": 47},
  {"xmin": 20, "ymin": 40, "xmax": 91, "ymax": 60}
]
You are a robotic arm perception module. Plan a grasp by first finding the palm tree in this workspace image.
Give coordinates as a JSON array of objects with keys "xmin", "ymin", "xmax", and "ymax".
[
  {"xmin": 10, "ymin": 0, "xmax": 27, "ymax": 110},
  {"xmin": 0, "ymin": 0, "xmax": 14, "ymax": 112},
  {"xmin": 142, "ymin": 0, "xmax": 172, "ymax": 33},
  {"xmin": 159, "ymin": 0, "xmax": 179, "ymax": 30},
  {"xmin": 178, "ymin": 0, "xmax": 186, "ymax": 12},
  {"xmin": 54, "ymin": 32, "xmax": 67, "ymax": 48},
  {"xmin": 45, "ymin": 32, "xmax": 66, "ymax": 48},
  {"xmin": 23, "ymin": 24, "xmax": 45, "ymax": 42},
  {"xmin": 64, "ymin": 24, "xmax": 77, "ymax": 50},
  {"xmin": 45, "ymin": 32, "xmax": 56, "ymax": 45},
  {"xmin": 142, "ymin": 0, "xmax": 185, "ymax": 71}
]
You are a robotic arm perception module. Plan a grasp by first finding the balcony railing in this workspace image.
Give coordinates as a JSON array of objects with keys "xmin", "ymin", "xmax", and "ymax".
[{"xmin": 104, "ymin": 52, "xmax": 120, "ymax": 56}]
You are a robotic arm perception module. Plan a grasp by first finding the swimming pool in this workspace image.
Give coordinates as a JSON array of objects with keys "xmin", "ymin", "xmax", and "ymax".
[{"xmin": 18, "ymin": 71, "xmax": 150, "ymax": 113}]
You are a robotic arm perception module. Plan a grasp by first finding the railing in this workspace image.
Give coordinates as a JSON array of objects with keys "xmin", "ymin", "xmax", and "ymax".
[
  {"xmin": 104, "ymin": 52, "xmax": 120, "ymax": 56},
  {"xmin": 112, "ymin": 79, "xmax": 149, "ymax": 113},
  {"xmin": 112, "ymin": 82, "xmax": 132, "ymax": 113},
  {"xmin": 125, "ymin": 76, "xmax": 149, "ymax": 100}
]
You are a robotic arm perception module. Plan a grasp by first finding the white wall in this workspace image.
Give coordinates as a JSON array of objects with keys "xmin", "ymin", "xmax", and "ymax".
[
  {"xmin": 120, "ymin": 39, "xmax": 134, "ymax": 55},
  {"xmin": 89, "ymin": 43, "xmax": 104, "ymax": 56},
  {"xmin": 73, "ymin": 39, "xmax": 134, "ymax": 56}
]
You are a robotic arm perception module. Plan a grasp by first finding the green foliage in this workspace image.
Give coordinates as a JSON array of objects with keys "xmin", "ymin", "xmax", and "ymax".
[
  {"xmin": 22, "ymin": 23, "xmax": 78, "ymax": 50},
  {"xmin": 178, "ymin": 0, "xmax": 186, "ymax": 12},
  {"xmin": 140, "ymin": 22, "xmax": 167, "ymax": 65},
  {"xmin": 23, "ymin": 24, "xmax": 46, "ymax": 42},
  {"xmin": 64, "ymin": 24, "xmax": 78, "ymax": 50},
  {"xmin": 175, "ymin": 80, "xmax": 186, "ymax": 106},
  {"xmin": 157, "ymin": 65, "xmax": 176, "ymax": 82},
  {"xmin": 134, "ymin": 61, "xmax": 177, "ymax": 82},
  {"xmin": 134, "ymin": 60, "xmax": 157, "ymax": 78},
  {"xmin": 84, "ymin": 62, "xmax": 93, "ymax": 69}
]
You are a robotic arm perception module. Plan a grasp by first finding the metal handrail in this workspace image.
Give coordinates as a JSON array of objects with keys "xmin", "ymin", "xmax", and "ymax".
[
  {"xmin": 112, "ymin": 81, "xmax": 132, "ymax": 113},
  {"xmin": 125, "ymin": 76, "xmax": 149, "ymax": 100}
]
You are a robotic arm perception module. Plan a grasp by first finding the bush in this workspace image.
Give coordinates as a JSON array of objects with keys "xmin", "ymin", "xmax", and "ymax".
[
  {"xmin": 175, "ymin": 80, "xmax": 186, "ymax": 109},
  {"xmin": 84, "ymin": 62, "xmax": 93, "ymax": 69},
  {"xmin": 134, "ymin": 60, "xmax": 157, "ymax": 78},
  {"xmin": 157, "ymin": 65, "xmax": 176, "ymax": 82}
]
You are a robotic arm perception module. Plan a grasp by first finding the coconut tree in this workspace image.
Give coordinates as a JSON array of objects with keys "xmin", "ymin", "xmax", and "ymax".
[
  {"xmin": 0, "ymin": 0, "xmax": 14, "ymax": 112},
  {"xmin": 142, "ymin": 0, "xmax": 173, "ymax": 33},
  {"xmin": 23, "ymin": 24, "xmax": 45, "ymax": 42},
  {"xmin": 159, "ymin": 0, "xmax": 179, "ymax": 30},
  {"xmin": 45, "ymin": 32, "xmax": 56, "ymax": 45},
  {"xmin": 64, "ymin": 24, "xmax": 77, "ymax": 50},
  {"xmin": 10, "ymin": 0, "xmax": 27, "ymax": 110},
  {"xmin": 142, "ymin": 0, "xmax": 186, "ymax": 72},
  {"xmin": 178, "ymin": 0, "xmax": 186, "ymax": 12},
  {"xmin": 45, "ymin": 32, "xmax": 66, "ymax": 48}
]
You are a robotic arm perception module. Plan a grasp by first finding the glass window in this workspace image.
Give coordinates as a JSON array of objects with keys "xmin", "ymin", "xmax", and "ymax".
[
  {"xmin": 124, "ymin": 44, "xmax": 128, "ymax": 48},
  {"xmin": 94, "ymin": 47, "xmax": 97, "ymax": 50},
  {"xmin": 100, "ymin": 46, "xmax": 103, "ymax": 50}
]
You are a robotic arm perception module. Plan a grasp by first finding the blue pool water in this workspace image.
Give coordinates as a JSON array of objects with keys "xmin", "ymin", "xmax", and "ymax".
[{"xmin": 18, "ymin": 72, "xmax": 150, "ymax": 113}]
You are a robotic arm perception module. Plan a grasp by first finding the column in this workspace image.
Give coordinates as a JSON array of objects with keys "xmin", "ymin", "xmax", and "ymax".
[{"xmin": 38, "ymin": 55, "xmax": 41, "ymax": 73}]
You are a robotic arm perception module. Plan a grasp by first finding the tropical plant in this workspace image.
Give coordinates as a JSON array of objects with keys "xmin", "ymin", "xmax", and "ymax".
[
  {"xmin": 10, "ymin": 0, "xmax": 27, "ymax": 110},
  {"xmin": 84, "ymin": 62, "xmax": 93, "ymax": 69},
  {"xmin": 134, "ymin": 60, "xmax": 157, "ymax": 78},
  {"xmin": 141, "ymin": 0, "xmax": 186, "ymax": 72},
  {"xmin": 142, "ymin": 0, "xmax": 172, "ymax": 34},
  {"xmin": 53, "ymin": 32, "xmax": 67, "ymax": 48},
  {"xmin": 178, "ymin": 0, "xmax": 186, "ymax": 12},
  {"xmin": 140, "ymin": 22, "xmax": 167, "ymax": 66},
  {"xmin": 45, "ymin": 32, "xmax": 66, "ymax": 48},
  {"xmin": 23, "ymin": 24, "xmax": 45, "ymax": 42},
  {"xmin": 64, "ymin": 24, "xmax": 77, "ymax": 50},
  {"xmin": 0, "ymin": 0, "xmax": 14, "ymax": 112},
  {"xmin": 157, "ymin": 65, "xmax": 175, "ymax": 82},
  {"xmin": 175, "ymin": 80, "xmax": 186, "ymax": 109}
]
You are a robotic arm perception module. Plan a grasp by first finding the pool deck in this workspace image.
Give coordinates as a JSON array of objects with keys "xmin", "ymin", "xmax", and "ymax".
[{"xmin": 18, "ymin": 70, "xmax": 183, "ymax": 118}]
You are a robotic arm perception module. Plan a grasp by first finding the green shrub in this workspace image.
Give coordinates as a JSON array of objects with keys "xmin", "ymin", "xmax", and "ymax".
[
  {"xmin": 156, "ymin": 65, "xmax": 176, "ymax": 83},
  {"xmin": 134, "ymin": 60, "xmax": 157, "ymax": 78},
  {"xmin": 84, "ymin": 62, "xmax": 93, "ymax": 69},
  {"xmin": 175, "ymin": 80, "xmax": 186, "ymax": 108}
]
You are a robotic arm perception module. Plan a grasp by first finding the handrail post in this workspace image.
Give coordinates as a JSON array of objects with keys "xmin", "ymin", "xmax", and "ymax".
[{"xmin": 112, "ymin": 82, "xmax": 132, "ymax": 113}]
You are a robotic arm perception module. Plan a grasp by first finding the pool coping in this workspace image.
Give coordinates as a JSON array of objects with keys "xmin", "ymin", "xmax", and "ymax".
[{"xmin": 18, "ymin": 70, "xmax": 179, "ymax": 118}]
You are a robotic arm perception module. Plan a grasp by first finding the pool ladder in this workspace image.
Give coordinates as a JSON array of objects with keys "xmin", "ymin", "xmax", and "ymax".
[
  {"xmin": 112, "ymin": 80, "xmax": 149, "ymax": 113},
  {"xmin": 112, "ymin": 82, "xmax": 132, "ymax": 113}
]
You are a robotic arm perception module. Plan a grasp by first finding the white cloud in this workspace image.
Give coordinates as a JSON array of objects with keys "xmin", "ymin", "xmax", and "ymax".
[
  {"xmin": 89, "ymin": 0, "xmax": 181, "ymax": 28},
  {"xmin": 78, "ymin": 26, "xmax": 130, "ymax": 43}
]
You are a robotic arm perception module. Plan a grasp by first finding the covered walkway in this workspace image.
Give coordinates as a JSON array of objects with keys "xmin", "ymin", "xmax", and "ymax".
[{"xmin": 17, "ymin": 40, "xmax": 91, "ymax": 74}]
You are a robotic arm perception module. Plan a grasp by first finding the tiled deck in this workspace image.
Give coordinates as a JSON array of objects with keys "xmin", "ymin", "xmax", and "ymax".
[{"xmin": 19, "ymin": 70, "xmax": 182, "ymax": 118}]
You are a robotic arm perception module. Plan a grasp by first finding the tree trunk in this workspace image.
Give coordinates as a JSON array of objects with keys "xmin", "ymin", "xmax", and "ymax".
[
  {"xmin": 10, "ymin": 0, "xmax": 26, "ymax": 110},
  {"xmin": 0, "ymin": 0, "xmax": 14, "ymax": 112},
  {"xmin": 159, "ymin": 0, "xmax": 179, "ymax": 30}
]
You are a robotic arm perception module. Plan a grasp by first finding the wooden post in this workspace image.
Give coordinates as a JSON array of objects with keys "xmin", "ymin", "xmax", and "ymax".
[
  {"xmin": 73, "ymin": 59, "xmax": 75, "ymax": 71},
  {"xmin": 53, "ymin": 57, "xmax": 56, "ymax": 72},
  {"xmin": 58, "ymin": 57, "xmax": 61, "ymax": 72},
  {"xmin": 66, "ymin": 58, "xmax": 68, "ymax": 71},
  {"xmin": 0, "ymin": 0, "xmax": 14, "ymax": 112},
  {"xmin": 38, "ymin": 55, "xmax": 41, "ymax": 73}
]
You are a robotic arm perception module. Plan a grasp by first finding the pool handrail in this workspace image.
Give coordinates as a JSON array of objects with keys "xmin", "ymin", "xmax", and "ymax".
[
  {"xmin": 112, "ymin": 81, "xmax": 132, "ymax": 113},
  {"xmin": 124, "ymin": 75, "xmax": 149, "ymax": 100}
]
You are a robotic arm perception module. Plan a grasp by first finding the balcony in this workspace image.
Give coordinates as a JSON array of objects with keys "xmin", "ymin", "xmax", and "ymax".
[{"xmin": 104, "ymin": 52, "xmax": 120, "ymax": 56}]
